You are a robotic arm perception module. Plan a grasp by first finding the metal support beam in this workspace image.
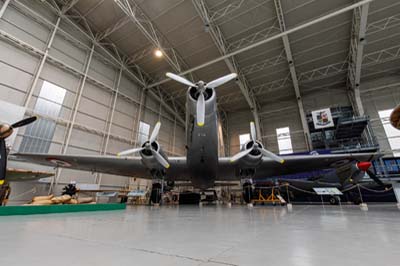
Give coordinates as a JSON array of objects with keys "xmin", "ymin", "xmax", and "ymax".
[
  {"xmin": 61, "ymin": 0, "xmax": 80, "ymax": 14},
  {"xmin": 0, "ymin": 27, "xmax": 180, "ymax": 125},
  {"xmin": 347, "ymin": 3, "xmax": 370, "ymax": 116},
  {"xmin": 133, "ymin": 87, "xmax": 146, "ymax": 146},
  {"xmin": 218, "ymin": 116, "xmax": 226, "ymax": 157},
  {"xmin": 219, "ymin": 34, "xmax": 400, "ymax": 104},
  {"xmin": 62, "ymin": 44, "xmax": 95, "ymax": 153},
  {"xmin": 0, "ymin": 0, "xmax": 11, "ymax": 18},
  {"xmin": 207, "ymin": 0, "xmax": 245, "ymax": 22},
  {"xmin": 97, "ymin": 66, "xmax": 123, "ymax": 185},
  {"xmin": 172, "ymin": 117, "xmax": 176, "ymax": 155},
  {"xmin": 81, "ymin": 0, "xmax": 104, "ymax": 18},
  {"xmin": 229, "ymin": 9, "xmax": 400, "ymax": 78},
  {"xmin": 24, "ymin": 16, "xmax": 60, "ymax": 108},
  {"xmin": 51, "ymin": 44, "xmax": 94, "ymax": 192},
  {"xmin": 102, "ymin": 67, "xmax": 123, "ymax": 155},
  {"xmin": 114, "ymin": 0, "xmax": 194, "ymax": 82},
  {"xmin": 193, "ymin": 0, "xmax": 263, "ymax": 140},
  {"xmin": 274, "ymin": 0, "xmax": 312, "ymax": 150},
  {"xmin": 96, "ymin": 16, "xmax": 130, "ymax": 41},
  {"xmin": 148, "ymin": 0, "xmax": 373, "ymax": 89},
  {"xmin": 30, "ymin": 0, "xmax": 186, "ymax": 126}
]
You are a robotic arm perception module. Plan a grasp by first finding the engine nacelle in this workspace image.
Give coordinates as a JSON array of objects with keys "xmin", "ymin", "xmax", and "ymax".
[
  {"xmin": 0, "ymin": 124, "xmax": 13, "ymax": 139},
  {"xmin": 139, "ymin": 141, "xmax": 168, "ymax": 172},
  {"xmin": 187, "ymin": 87, "xmax": 217, "ymax": 117},
  {"xmin": 238, "ymin": 140, "xmax": 263, "ymax": 169},
  {"xmin": 337, "ymin": 162, "xmax": 369, "ymax": 185}
]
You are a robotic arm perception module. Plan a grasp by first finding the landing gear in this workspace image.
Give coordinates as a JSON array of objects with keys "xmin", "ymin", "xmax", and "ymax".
[
  {"xmin": 150, "ymin": 183, "xmax": 162, "ymax": 204},
  {"xmin": 242, "ymin": 182, "xmax": 253, "ymax": 204},
  {"xmin": 0, "ymin": 181, "xmax": 10, "ymax": 206},
  {"xmin": 149, "ymin": 170, "xmax": 165, "ymax": 205},
  {"xmin": 329, "ymin": 196, "xmax": 340, "ymax": 205}
]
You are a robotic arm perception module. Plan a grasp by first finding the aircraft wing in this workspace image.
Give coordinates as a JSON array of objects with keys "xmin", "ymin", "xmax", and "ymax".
[
  {"xmin": 5, "ymin": 168, "xmax": 54, "ymax": 182},
  {"xmin": 217, "ymin": 152, "xmax": 378, "ymax": 180},
  {"xmin": 12, "ymin": 153, "xmax": 189, "ymax": 181}
]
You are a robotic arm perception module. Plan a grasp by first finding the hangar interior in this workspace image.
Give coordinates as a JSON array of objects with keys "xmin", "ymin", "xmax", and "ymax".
[
  {"xmin": 1, "ymin": 0, "xmax": 400, "ymax": 265},
  {"xmin": 1, "ymin": 0, "xmax": 399, "ymax": 203}
]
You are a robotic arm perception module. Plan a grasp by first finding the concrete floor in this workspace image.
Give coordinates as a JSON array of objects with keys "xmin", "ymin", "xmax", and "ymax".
[{"xmin": 0, "ymin": 204, "xmax": 399, "ymax": 266}]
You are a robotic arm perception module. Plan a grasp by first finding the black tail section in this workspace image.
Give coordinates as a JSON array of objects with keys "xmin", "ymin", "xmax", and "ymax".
[
  {"xmin": 366, "ymin": 169, "xmax": 384, "ymax": 186},
  {"xmin": 0, "ymin": 139, "xmax": 6, "ymax": 181}
]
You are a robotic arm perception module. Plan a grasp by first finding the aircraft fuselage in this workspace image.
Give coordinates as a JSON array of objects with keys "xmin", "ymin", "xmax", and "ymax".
[{"xmin": 186, "ymin": 87, "xmax": 218, "ymax": 189}]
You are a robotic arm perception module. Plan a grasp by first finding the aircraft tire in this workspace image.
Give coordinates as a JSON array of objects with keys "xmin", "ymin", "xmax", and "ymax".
[
  {"xmin": 151, "ymin": 183, "xmax": 162, "ymax": 204},
  {"xmin": 242, "ymin": 182, "xmax": 253, "ymax": 204},
  {"xmin": 329, "ymin": 196, "xmax": 339, "ymax": 205}
]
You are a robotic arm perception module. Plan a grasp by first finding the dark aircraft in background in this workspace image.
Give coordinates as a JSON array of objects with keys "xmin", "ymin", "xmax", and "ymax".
[
  {"xmin": 0, "ymin": 116, "xmax": 51, "ymax": 204},
  {"xmin": 15, "ymin": 73, "xmax": 380, "ymax": 204},
  {"xmin": 251, "ymin": 160, "xmax": 388, "ymax": 204},
  {"xmin": 0, "ymin": 116, "xmax": 41, "ymax": 183}
]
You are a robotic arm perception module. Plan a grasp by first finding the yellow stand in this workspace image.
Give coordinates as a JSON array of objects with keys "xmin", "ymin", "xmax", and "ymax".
[{"xmin": 253, "ymin": 187, "xmax": 283, "ymax": 205}]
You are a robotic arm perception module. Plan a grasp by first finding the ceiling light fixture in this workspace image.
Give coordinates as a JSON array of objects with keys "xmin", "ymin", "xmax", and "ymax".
[{"xmin": 154, "ymin": 49, "xmax": 163, "ymax": 58}]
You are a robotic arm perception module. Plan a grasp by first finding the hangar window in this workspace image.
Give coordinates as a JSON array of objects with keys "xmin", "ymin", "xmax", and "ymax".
[
  {"xmin": 276, "ymin": 127, "xmax": 293, "ymax": 154},
  {"xmin": 138, "ymin": 121, "xmax": 150, "ymax": 144},
  {"xmin": 19, "ymin": 81, "xmax": 66, "ymax": 153},
  {"xmin": 378, "ymin": 109, "xmax": 400, "ymax": 156},
  {"xmin": 239, "ymin": 133, "xmax": 250, "ymax": 148}
]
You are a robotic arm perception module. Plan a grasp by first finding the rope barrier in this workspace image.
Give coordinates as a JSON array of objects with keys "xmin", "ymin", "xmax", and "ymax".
[
  {"xmin": 358, "ymin": 184, "xmax": 393, "ymax": 193},
  {"xmin": 340, "ymin": 184, "xmax": 358, "ymax": 193},
  {"xmin": 287, "ymin": 185, "xmax": 317, "ymax": 195},
  {"xmin": 8, "ymin": 187, "xmax": 37, "ymax": 200},
  {"xmin": 254, "ymin": 183, "xmax": 393, "ymax": 195}
]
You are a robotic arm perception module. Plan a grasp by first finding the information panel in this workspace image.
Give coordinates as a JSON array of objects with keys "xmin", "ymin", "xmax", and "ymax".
[{"xmin": 313, "ymin": 187, "xmax": 343, "ymax": 195}]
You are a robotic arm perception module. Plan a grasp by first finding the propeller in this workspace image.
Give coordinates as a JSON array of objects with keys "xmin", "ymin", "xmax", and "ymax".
[
  {"xmin": 0, "ymin": 116, "xmax": 37, "ymax": 139},
  {"xmin": 166, "ymin": 72, "xmax": 196, "ymax": 87},
  {"xmin": 166, "ymin": 72, "xmax": 237, "ymax": 127},
  {"xmin": 117, "ymin": 122, "xmax": 170, "ymax": 169},
  {"xmin": 230, "ymin": 122, "xmax": 285, "ymax": 164}
]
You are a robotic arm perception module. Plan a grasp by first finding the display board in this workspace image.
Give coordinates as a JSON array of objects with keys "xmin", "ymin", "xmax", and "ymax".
[
  {"xmin": 311, "ymin": 108, "xmax": 334, "ymax": 129},
  {"xmin": 127, "ymin": 190, "xmax": 146, "ymax": 197},
  {"xmin": 313, "ymin": 187, "xmax": 343, "ymax": 195}
]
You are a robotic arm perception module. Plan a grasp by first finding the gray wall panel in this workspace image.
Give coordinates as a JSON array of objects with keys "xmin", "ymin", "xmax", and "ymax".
[
  {"xmin": 0, "ymin": 1, "xmax": 184, "ymax": 193},
  {"xmin": 0, "ymin": 39, "xmax": 39, "ymax": 74},
  {"xmin": 1, "ymin": 7, "xmax": 48, "ymax": 50}
]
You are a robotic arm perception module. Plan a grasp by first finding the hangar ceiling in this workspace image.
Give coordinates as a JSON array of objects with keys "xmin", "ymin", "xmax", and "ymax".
[{"xmin": 52, "ymin": 0, "xmax": 400, "ymax": 115}]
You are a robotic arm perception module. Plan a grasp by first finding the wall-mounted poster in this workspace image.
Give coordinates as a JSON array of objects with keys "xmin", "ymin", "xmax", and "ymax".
[{"xmin": 312, "ymin": 108, "xmax": 334, "ymax": 129}]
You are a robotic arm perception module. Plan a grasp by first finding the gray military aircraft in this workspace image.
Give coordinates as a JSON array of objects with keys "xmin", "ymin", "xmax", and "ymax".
[{"xmin": 15, "ymin": 72, "xmax": 378, "ymax": 203}]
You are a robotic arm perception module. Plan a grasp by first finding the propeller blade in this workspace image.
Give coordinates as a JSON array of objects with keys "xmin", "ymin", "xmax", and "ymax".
[
  {"xmin": 366, "ymin": 169, "xmax": 384, "ymax": 186},
  {"xmin": 117, "ymin": 147, "xmax": 144, "ymax": 157},
  {"xmin": 250, "ymin": 122, "xmax": 257, "ymax": 142},
  {"xmin": 196, "ymin": 92, "xmax": 205, "ymax": 127},
  {"xmin": 149, "ymin": 122, "xmax": 161, "ymax": 143},
  {"xmin": 206, "ymin": 73, "xmax": 237, "ymax": 88},
  {"xmin": 230, "ymin": 148, "xmax": 252, "ymax": 163},
  {"xmin": 11, "ymin": 116, "xmax": 37, "ymax": 128},
  {"xmin": 260, "ymin": 148, "xmax": 285, "ymax": 164},
  {"xmin": 152, "ymin": 150, "xmax": 170, "ymax": 169},
  {"xmin": 166, "ymin": 72, "xmax": 196, "ymax": 87}
]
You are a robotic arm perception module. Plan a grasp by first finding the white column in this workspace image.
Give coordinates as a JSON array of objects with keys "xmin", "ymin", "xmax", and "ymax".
[{"xmin": 24, "ymin": 16, "xmax": 61, "ymax": 108}]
